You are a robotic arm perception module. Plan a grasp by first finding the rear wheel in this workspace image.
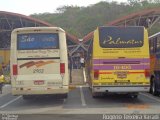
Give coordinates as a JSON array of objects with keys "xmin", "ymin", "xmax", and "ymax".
[
  {"xmin": 132, "ymin": 94, "xmax": 138, "ymax": 98},
  {"xmin": 150, "ymin": 77, "xmax": 154, "ymax": 94},
  {"xmin": 22, "ymin": 95, "xmax": 32, "ymax": 100},
  {"xmin": 57, "ymin": 93, "xmax": 68, "ymax": 99},
  {"xmin": 92, "ymin": 92, "xmax": 98, "ymax": 98},
  {"xmin": 62, "ymin": 93, "xmax": 68, "ymax": 99},
  {"xmin": 129, "ymin": 93, "xmax": 139, "ymax": 98},
  {"xmin": 151, "ymin": 79, "xmax": 159, "ymax": 96},
  {"xmin": 92, "ymin": 91, "xmax": 103, "ymax": 98},
  {"xmin": 91, "ymin": 87, "xmax": 97, "ymax": 98}
]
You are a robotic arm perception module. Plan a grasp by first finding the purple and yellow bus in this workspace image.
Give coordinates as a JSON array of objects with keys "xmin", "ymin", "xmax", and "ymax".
[{"xmin": 87, "ymin": 26, "xmax": 150, "ymax": 98}]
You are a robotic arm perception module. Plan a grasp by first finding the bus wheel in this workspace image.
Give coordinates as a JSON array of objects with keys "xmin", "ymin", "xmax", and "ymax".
[
  {"xmin": 150, "ymin": 77, "xmax": 154, "ymax": 94},
  {"xmin": 62, "ymin": 93, "xmax": 68, "ymax": 99},
  {"xmin": 22, "ymin": 95, "xmax": 32, "ymax": 100},
  {"xmin": 92, "ymin": 92, "xmax": 103, "ymax": 98},
  {"xmin": 152, "ymin": 80, "xmax": 159, "ymax": 96},
  {"xmin": 132, "ymin": 94, "xmax": 138, "ymax": 98},
  {"xmin": 130, "ymin": 93, "xmax": 138, "ymax": 98},
  {"xmin": 92, "ymin": 92, "xmax": 98, "ymax": 98},
  {"xmin": 149, "ymin": 78, "xmax": 153, "ymax": 93},
  {"xmin": 91, "ymin": 88, "xmax": 97, "ymax": 98}
]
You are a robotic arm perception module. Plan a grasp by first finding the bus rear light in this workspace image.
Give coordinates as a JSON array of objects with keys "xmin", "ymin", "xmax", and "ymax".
[
  {"xmin": 94, "ymin": 70, "xmax": 99, "ymax": 79},
  {"xmin": 145, "ymin": 69, "xmax": 150, "ymax": 78},
  {"xmin": 60, "ymin": 63, "xmax": 65, "ymax": 74},
  {"xmin": 13, "ymin": 64, "xmax": 18, "ymax": 75}
]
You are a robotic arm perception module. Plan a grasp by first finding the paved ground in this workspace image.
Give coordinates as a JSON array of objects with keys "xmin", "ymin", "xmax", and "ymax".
[
  {"xmin": 0, "ymin": 85, "xmax": 160, "ymax": 120},
  {"xmin": 0, "ymin": 68, "xmax": 160, "ymax": 120}
]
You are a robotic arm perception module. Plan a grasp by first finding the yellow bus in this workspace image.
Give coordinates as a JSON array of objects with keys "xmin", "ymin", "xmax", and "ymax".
[
  {"xmin": 149, "ymin": 32, "xmax": 160, "ymax": 96},
  {"xmin": 87, "ymin": 26, "xmax": 150, "ymax": 98},
  {"xmin": 10, "ymin": 27, "xmax": 69, "ymax": 99}
]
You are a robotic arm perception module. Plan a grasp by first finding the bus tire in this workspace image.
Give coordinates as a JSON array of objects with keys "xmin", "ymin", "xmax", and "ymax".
[
  {"xmin": 22, "ymin": 95, "xmax": 32, "ymax": 100},
  {"xmin": 92, "ymin": 92, "xmax": 103, "ymax": 98},
  {"xmin": 92, "ymin": 92, "xmax": 98, "ymax": 98},
  {"xmin": 151, "ymin": 80, "xmax": 159, "ymax": 96},
  {"xmin": 149, "ymin": 78, "xmax": 153, "ymax": 93},
  {"xmin": 130, "ymin": 93, "xmax": 138, "ymax": 98},
  {"xmin": 62, "ymin": 93, "xmax": 68, "ymax": 99},
  {"xmin": 132, "ymin": 94, "xmax": 138, "ymax": 98}
]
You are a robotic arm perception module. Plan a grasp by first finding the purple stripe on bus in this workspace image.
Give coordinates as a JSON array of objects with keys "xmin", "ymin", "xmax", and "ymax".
[
  {"xmin": 93, "ymin": 58, "xmax": 150, "ymax": 64},
  {"xmin": 93, "ymin": 65, "xmax": 150, "ymax": 70}
]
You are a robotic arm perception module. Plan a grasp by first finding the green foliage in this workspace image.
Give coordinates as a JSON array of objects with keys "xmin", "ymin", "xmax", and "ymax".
[
  {"xmin": 30, "ymin": 1, "xmax": 160, "ymax": 38},
  {"xmin": 149, "ymin": 23, "xmax": 160, "ymax": 35}
]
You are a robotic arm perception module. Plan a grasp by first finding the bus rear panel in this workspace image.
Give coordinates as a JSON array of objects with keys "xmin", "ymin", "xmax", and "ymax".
[
  {"xmin": 10, "ymin": 27, "xmax": 69, "ymax": 98},
  {"xmin": 89, "ymin": 26, "xmax": 150, "ymax": 97}
]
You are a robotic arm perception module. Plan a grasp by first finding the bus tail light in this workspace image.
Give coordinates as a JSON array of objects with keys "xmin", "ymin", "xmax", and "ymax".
[
  {"xmin": 60, "ymin": 63, "xmax": 65, "ymax": 74},
  {"xmin": 94, "ymin": 70, "xmax": 99, "ymax": 79},
  {"xmin": 13, "ymin": 64, "xmax": 18, "ymax": 75},
  {"xmin": 145, "ymin": 69, "xmax": 150, "ymax": 78}
]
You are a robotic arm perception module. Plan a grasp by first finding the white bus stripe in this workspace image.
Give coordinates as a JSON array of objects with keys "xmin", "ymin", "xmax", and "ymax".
[
  {"xmin": 80, "ymin": 86, "xmax": 86, "ymax": 106},
  {"xmin": 0, "ymin": 96, "xmax": 21, "ymax": 109}
]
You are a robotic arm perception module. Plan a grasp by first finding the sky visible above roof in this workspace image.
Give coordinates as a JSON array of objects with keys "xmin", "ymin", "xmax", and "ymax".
[{"xmin": 0, "ymin": 0, "xmax": 128, "ymax": 15}]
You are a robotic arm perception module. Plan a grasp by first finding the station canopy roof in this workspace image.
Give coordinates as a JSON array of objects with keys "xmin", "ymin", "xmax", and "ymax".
[
  {"xmin": 83, "ymin": 8, "xmax": 160, "ymax": 43},
  {"xmin": 0, "ymin": 11, "xmax": 79, "ymax": 49}
]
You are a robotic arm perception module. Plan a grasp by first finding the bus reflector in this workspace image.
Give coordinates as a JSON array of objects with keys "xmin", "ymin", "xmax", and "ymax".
[
  {"xmin": 60, "ymin": 63, "xmax": 65, "ymax": 74},
  {"xmin": 13, "ymin": 64, "xmax": 18, "ymax": 75},
  {"xmin": 145, "ymin": 69, "xmax": 150, "ymax": 78},
  {"xmin": 94, "ymin": 70, "xmax": 99, "ymax": 79}
]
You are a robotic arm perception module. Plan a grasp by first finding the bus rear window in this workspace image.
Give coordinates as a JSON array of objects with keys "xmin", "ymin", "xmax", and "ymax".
[
  {"xmin": 99, "ymin": 27, "xmax": 144, "ymax": 48},
  {"xmin": 17, "ymin": 33, "xmax": 59, "ymax": 50}
]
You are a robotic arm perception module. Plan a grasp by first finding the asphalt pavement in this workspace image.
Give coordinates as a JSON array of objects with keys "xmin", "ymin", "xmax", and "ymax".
[{"xmin": 0, "ymin": 85, "xmax": 160, "ymax": 120}]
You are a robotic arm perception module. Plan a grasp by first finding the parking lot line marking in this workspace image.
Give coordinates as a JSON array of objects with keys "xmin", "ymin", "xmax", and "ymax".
[
  {"xmin": 140, "ymin": 93, "xmax": 160, "ymax": 103},
  {"xmin": 80, "ymin": 86, "xmax": 86, "ymax": 106},
  {"xmin": 0, "ymin": 96, "xmax": 21, "ymax": 109},
  {"xmin": 83, "ymin": 68, "xmax": 87, "ymax": 83}
]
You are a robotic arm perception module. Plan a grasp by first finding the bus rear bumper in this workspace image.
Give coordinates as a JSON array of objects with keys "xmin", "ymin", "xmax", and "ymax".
[
  {"xmin": 92, "ymin": 85, "xmax": 150, "ymax": 93},
  {"xmin": 12, "ymin": 87, "xmax": 69, "ymax": 96}
]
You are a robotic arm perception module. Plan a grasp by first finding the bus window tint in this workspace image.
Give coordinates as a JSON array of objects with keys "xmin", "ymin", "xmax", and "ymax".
[
  {"xmin": 157, "ymin": 37, "xmax": 160, "ymax": 52},
  {"xmin": 99, "ymin": 27, "xmax": 144, "ymax": 48},
  {"xmin": 17, "ymin": 33, "xmax": 59, "ymax": 50}
]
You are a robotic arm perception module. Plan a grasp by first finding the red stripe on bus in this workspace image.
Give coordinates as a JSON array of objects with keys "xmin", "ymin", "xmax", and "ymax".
[
  {"xmin": 128, "ymin": 72, "xmax": 145, "ymax": 74},
  {"xmin": 99, "ymin": 72, "xmax": 112, "ymax": 74}
]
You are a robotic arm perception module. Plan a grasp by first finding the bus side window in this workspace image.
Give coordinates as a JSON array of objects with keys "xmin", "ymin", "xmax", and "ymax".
[
  {"xmin": 153, "ymin": 37, "xmax": 157, "ymax": 53},
  {"xmin": 157, "ymin": 36, "xmax": 160, "ymax": 52}
]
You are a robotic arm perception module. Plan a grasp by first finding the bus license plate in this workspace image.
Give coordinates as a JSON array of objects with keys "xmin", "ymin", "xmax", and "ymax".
[
  {"xmin": 116, "ymin": 71, "xmax": 128, "ymax": 79},
  {"xmin": 34, "ymin": 80, "xmax": 44, "ymax": 85}
]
